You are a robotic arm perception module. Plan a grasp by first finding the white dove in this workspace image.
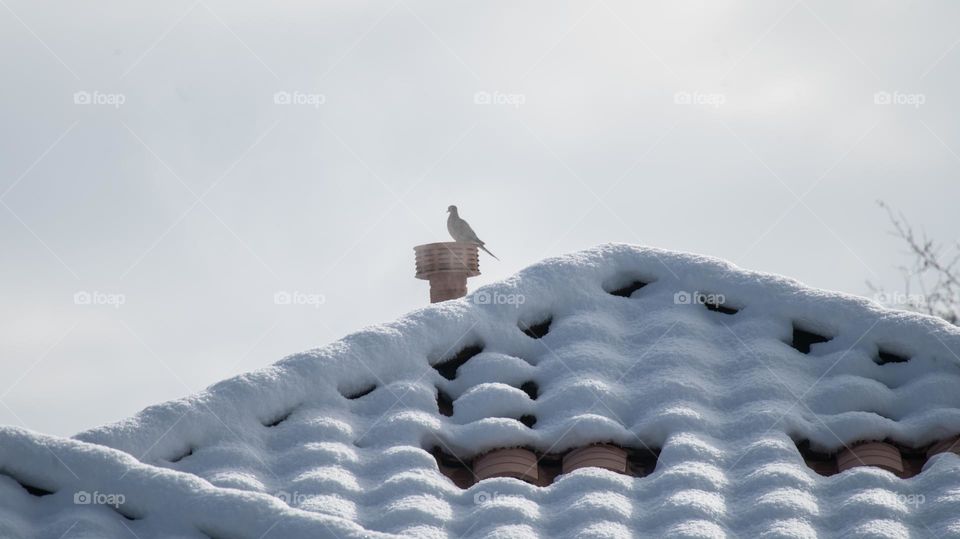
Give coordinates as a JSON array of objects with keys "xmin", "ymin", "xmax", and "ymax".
[{"xmin": 447, "ymin": 205, "xmax": 499, "ymax": 261}]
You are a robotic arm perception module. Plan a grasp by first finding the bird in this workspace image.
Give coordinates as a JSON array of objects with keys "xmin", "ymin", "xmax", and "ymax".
[{"xmin": 447, "ymin": 205, "xmax": 499, "ymax": 261}]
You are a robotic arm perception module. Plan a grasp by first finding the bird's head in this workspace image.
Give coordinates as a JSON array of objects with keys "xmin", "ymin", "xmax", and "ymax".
[{"xmin": 447, "ymin": 205, "xmax": 458, "ymax": 214}]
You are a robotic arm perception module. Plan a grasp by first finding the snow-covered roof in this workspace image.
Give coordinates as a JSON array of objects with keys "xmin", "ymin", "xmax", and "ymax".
[{"xmin": 3, "ymin": 244, "xmax": 960, "ymax": 538}]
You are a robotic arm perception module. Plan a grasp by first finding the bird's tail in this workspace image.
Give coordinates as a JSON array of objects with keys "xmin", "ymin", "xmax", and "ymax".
[{"xmin": 479, "ymin": 245, "xmax": 500, "ymax": 261}]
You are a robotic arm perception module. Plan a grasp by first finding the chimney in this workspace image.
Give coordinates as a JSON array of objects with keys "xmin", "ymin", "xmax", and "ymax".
[{"xmin": 414, "ymin": 242, "xmax": 480, "ymax": 303}]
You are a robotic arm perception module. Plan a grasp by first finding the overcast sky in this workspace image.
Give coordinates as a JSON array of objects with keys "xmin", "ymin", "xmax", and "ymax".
[{"xmin": 2, "ymin": 0, "xmax": 959, "ymax": 437}]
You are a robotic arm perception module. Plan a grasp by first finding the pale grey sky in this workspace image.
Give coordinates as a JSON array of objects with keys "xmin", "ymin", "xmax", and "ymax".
[{"xmin": 2, "ymin": 0, "xmax": 959, "ymax": 436}]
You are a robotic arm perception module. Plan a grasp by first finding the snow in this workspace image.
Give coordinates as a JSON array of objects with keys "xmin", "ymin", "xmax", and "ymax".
[{"xmin": 2, "ymin": 243, "xmax": 960, "ymax": 538}]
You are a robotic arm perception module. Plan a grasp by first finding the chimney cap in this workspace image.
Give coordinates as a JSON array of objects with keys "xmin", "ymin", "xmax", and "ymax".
[{"xmin": 414, "ymin": 242, "xmax": 481, "ymax": 280}]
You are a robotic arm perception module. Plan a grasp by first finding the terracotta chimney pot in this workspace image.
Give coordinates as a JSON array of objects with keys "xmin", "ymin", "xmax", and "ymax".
[
  {"xmin": 927, "ymin": 436, "xmax": 960, "ymax": 459},
  {"xmin": 473, "ymin": 448, "xmax": 539, "ymax": 484},
  {"xmin": 414, "ymin": 242, "xmax": 480, "ymax": 303},
  {"xmin": 562, "ymin": 444, "xmax": 628, "ymax": 475},
  {"xmin": 837, "ymin": 441, "xmax": 903, "ymax": 475}
]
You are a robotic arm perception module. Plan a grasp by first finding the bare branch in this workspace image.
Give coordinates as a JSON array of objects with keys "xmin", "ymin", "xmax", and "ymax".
[{"xmin": 870, "ymin": 200, "xmax": 959, "ymax": 325}]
